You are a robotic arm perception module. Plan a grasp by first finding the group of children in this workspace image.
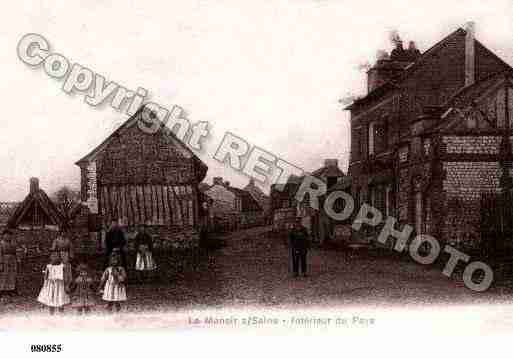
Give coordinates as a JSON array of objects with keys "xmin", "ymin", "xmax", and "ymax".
[{"xmin": 37, "ymin": 252, "xmax": 127, "ymax": 315}]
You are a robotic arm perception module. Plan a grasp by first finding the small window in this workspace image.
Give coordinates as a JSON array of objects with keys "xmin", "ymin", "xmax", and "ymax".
[
  {"xmin": 352, "ymin": 127, "xmax": 364, "ymax": 161},
  {"xmin": 368, "ymin": 123, "xmax": 375, "ymax": 155},
  {"xmin": 369, "ymin": 121, "xmax": 387, "ymax": 155}
]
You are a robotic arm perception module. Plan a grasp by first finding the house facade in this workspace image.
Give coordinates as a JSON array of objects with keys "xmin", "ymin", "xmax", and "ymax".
[
  {"xmin": 243, "ymin": 178, "xmax": 272, "ymax": 224},
  {"xmin": 346, "ymin": 23, "xmax": 513, "ymax": 250},
  {"xmin": 202, "ymin": 177, "xmax": 264, "ymax": 231},
  {"xmin": 75, "ymin": 105, "xmax": 208, "ymax": 249},
  {"xmin": 270, "ymin": 177, "xmax": 302, "ymax": 233}
]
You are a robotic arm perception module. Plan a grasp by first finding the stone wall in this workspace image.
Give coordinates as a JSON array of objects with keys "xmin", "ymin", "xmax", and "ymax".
[
  {"xmin": 125, "ymin": 225, "xmax": 200, "ymax": 251},
  {"xmin": 440, "ymin": 137, "xmax": 505, "ymax": 248},
  {"xmin": 443, "ymin": 135, "xmax": 501, "ymax": 154}
]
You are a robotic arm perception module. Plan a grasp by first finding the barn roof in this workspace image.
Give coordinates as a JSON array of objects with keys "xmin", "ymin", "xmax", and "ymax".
[{"xmin": 75, "ymin": 105, "xmax": 208, "ymax": 181}]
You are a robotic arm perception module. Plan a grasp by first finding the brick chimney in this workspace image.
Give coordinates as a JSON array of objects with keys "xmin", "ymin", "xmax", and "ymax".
[
  {"xmin": 465, "ymin": 21, "xmax": 475, "ymax": 87},
  {"xmin": 29, "ymin": 177, "xmax": 39, "ymax": 194},
  {"xmin": 324, "ymin": 159, "xmax": 338, "ymax": 168},
  {"xmin": 367, "ymin": 33, "xmax": 421, "ymax": 94},
  {"xmin": 213, "ymin": 177, "xmax": 223, "ymax": 185}
]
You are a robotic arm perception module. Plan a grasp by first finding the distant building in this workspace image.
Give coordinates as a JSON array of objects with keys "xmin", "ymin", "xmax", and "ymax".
[
  {"xmin": 243, "ymin": 178, "xmax": 271, "ymax": 224},
  {"xmin": 7, "ymin": 178, "xmax": 63, "ymax": 230},
  {"xmin": 75, "ymin": 105, "xmax": 208, "ymax": 249},
  {"xmin": 202, "ymin": 177, "xmax": 264, "ymax": 231},
  {"xmin": 3, "ymin": 178, "xmax": 65, "ymax": 251},
  {"xmin": 271, "ymin": 158, "xmax": 349, "ymax": 243},
  {"xmin": 270, "ymin": 175, "xmax": 302, "ymax": 233}
]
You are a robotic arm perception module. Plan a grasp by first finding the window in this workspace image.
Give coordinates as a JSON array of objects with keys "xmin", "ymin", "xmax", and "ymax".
[
  {"xmin": 414, "ymin": 191, "xmax": 423, "ymax": 234},
  {"xmin": 368, "ymin": 121, "xmax": 387, "ymax": 155},
  {"xmin": 371, "ymin": 184, "xmax": 393, "ymax": 217},
  {"xmin": 352, "ymin": 127, "xmax": 364, "ymax": 161},
  {"xmin": 368, "ymin": 123, "xmax": 375, "ymax": 155},
  {"xmin": 371, "ymin": 185, "xmax": 386, "ymax": 215},
  {"xmin": 354, "ymin": 188, "xmax": 361, "ymax": 209}
]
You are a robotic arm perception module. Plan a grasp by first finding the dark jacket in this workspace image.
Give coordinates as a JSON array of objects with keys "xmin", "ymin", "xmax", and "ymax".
[
  {"xmin": 105, "ymin": 226, "xmax": 126, "ymax": 256},
  {"xmin": 105, "ymin": 226, "xmax": 127, "ymax": 268},
  {"xmin": 289, "ymin": 226, "xmax": 309, "ymax": 253}
]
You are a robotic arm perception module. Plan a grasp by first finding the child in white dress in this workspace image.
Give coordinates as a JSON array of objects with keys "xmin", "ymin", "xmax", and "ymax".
[
  {"xmin": 37, "ymin": 251, "xmax": 71, "ymax": 314},
  {"xmin": 99, "ymin": 255, "xmax": 127, "ymax": 312}
]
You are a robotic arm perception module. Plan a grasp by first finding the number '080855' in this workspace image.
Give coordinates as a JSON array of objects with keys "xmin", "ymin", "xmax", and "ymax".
[{"xmin": 30, "ymin": 344, "xmax": 62, "ymax": 353}]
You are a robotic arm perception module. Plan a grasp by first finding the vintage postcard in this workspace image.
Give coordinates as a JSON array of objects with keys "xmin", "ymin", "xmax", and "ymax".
[{"xmin": 2, "ymin": 0, "xmax": 513, "ymax": 357}]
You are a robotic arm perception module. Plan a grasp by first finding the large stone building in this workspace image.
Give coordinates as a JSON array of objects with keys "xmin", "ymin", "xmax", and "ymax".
[
  {"xmin": 75, "ymin": 105, "xmax": 208, "ymax": 249},
  {"xmin": 346, "ymin": 23, "xmax": 513, "ymax": 250}
]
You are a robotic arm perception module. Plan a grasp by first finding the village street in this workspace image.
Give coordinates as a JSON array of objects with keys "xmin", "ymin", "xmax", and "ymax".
[
  {"xmin": 1, "ymin": 226, "xmax": 506, "ymax": 316},
  {"xmin": 175, "ymin": 226, "xmax": 500, "ymax": 309}
]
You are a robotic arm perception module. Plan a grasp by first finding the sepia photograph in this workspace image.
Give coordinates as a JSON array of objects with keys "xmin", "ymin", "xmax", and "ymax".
[{"xmin": 2, "ymin": 0, "xmax": 513, "ymax": 357}]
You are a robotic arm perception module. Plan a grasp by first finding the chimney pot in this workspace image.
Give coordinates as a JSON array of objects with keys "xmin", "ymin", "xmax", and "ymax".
[
  {"xmin": 29, "ymin": 177, "xmax": 39, "ymax": 194},
  {"xmin": 465, "ymin": 21, "xmax": 476, "ymax": 86},
  {"xmin": 224, "ymin": 181, "xmax": 230, "ymax": 187}
]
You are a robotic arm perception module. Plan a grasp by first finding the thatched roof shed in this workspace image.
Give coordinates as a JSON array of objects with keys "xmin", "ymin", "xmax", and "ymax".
[{"xmin": 7, "ymin": 178, "xmax": 64, "ymax": 229}]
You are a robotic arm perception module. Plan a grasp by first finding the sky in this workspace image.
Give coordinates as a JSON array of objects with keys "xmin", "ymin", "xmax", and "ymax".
[{"xmin": 1, "ymin": 0, "xmax": 513, "ymax": 201}]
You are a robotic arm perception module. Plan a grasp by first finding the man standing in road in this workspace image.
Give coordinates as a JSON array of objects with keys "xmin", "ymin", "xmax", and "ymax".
[{"xmin": 289, "ymin": 217, "xmax": 310, "ymax": 277}]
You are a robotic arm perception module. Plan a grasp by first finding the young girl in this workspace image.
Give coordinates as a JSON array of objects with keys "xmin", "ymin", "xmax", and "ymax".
[
  {"xmin": 70, "ymin": 263, "xmax": 96, "ymax": 315},
  {"xmin": 99, "ymin": 255, "xmax": 127, "ymax": 312},
  {"xmin": 37, "ymin": 251, "xmax": 71, "ymax": 314}
]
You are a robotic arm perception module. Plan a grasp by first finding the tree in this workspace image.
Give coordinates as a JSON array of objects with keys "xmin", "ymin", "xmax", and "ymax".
[{"xmin": 52, "ymin": 186, "xmax": 81, "ymax": 224}]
